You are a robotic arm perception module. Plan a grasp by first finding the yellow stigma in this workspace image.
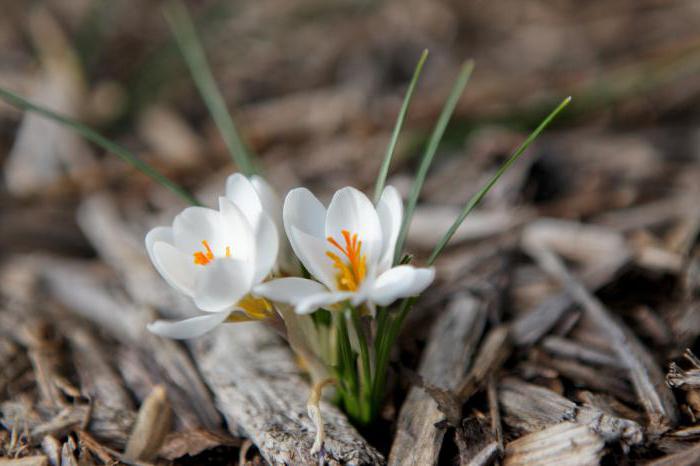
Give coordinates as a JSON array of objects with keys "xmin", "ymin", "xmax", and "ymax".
[
  {"xmin": 193, "ymin": 240, "xmax": 231, "ymax": 265},
  {"xmin": 326, "ymin": 230, "xmax": 366, "ymax": 291}
]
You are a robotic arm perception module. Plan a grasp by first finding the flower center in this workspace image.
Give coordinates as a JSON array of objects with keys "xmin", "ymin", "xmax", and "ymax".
[
  {"xmin": 326, "ymin": 230, "xmax": 366, "ymax": 291},
  {"xmin": 193, "ymin": 240, "xmax": 231, "ymax": 265},
  {"xmin": 227, "ymin": 295, "xmax": 273, "ymax": 321}
]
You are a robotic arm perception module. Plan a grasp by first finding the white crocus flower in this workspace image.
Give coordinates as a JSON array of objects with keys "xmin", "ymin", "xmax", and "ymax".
[
  {"xmin": 225, "ymin": 173, "xmax": 296, "ymax": 275},
  {"xmin": 146, "ymin": 175, "xmax": 279, "ymax": 339},
  {"xmin": 255, "ymin": 186, "xmax": 435, "ymax": 314}
]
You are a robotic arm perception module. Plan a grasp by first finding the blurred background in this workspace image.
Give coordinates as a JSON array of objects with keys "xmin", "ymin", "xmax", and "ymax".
[
  {"xmin": 1, "ymin": 0, "xmax": 700, "ymax": 463},
  {"xmin": 2, "ymin": 0, "xmax": 699, "ymax": 257}
]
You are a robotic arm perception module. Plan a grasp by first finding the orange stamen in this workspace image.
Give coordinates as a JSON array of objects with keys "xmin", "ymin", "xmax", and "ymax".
[
  {"xmin": 326, "ymin": 229, "xmax": 366, "ymax": 291},
  {"xmin": 193, "ymin": 240, "xmax": 215, "ymax": 265}
]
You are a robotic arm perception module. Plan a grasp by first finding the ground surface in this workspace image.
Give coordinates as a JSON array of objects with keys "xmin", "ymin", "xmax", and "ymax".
[{"xmin": 1, "ymin": 1, "xmax": 700, "ymax": 464}]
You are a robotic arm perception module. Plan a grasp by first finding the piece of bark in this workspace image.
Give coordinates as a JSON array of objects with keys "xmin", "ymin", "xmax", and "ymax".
[
  {"xmin": 63, "ymin": 325, "xmax": 133, "ymax": 411},
  {"xmin": 159, "ymin": 429, "xmax": 240, "ymax": 461},
  {"xmin": 456, "ymin": 325, "xmax": 511, "ymax": 403},
  {"xmin": 539, "ymin": 354, "xmax": 636, "ymax": 404},
  {"xmin": 455, "ymin": 416, "xmax": 497, "ymax": 466},
  {"xmin": 512, "ymin": 220, "xmax": 631, "ymax": 346},
  {"xmin": 487, "ymin": 374, "xmax": 503, "ymax": 455},
  {"xmin": 499, "ymin": 378, "xmax": 643, "ymax": 447},
  {"xmin": 408, "ymin": 206, "xmax": 533, "ymax": 249},
  {"xmin": 0, "ymin": 458, "xmax": 49, "ymax": 466},
  {"xmin": 22, "ymin": 324, "xmax": 66, "ymax": 409},
  {"xmin": 195, "ymin": 322, "xmax": 383, "ymax": 465},
  {"xmin": 40, "ymin": 435, "xmax": 61, "ymax": 466},
  {"xmin": 0, "ymin": 400, "xmax": 134, "ymax": 449},
  {"xmin": 523, "ymin": 221, "xmax": 679, "ymax": 435},
  {"xmin": 645, "ymin": 442, "xmax": 700, "ymax": 466},
  {"xmin": 123, "ymin": 385, "xmax": 172, "ymax": 463},
  {"xmin": 667, "ymin": 363, "xmax": 700, "ymax": 390},
  {"xmin": 60, "ymin": 436, "xmax": 78, "ymax": 466},
  {"xmin": 540, "ymin": 335, "xmax": 623, "ymax": 369},
  {"xmin": 503, "ymin": 422, "xmax": 605, "ymax": 466},
  {"xmin": 463, "ymin": 442, "xmax": 499, "ymax": 466},
  {"xmin": 76, "ymin": 430, "xmax": 120, "ymax": 464},
  {"xmin": 41, "ymin": 260, "xmax": 218, "ymax": 430},
  {"xmin": 389, "ymin": 293, "xmax": 487, "ymax": 466}
]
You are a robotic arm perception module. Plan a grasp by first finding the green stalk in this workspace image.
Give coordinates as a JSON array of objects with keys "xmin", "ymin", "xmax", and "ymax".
[
  {"xmin": 164, "ymin": 0, "xmax": 257, "ymax": 176},
  {"xmin": 0, "ymin": 87, "xmax": 200, "ymax": 206},
  {"xmin": 348, "ymin": 305, "xmax": 372, "ymax": 421},
  {"xmin": 393, "ymin": 60, "xmax": 475, "ymax": 265},
  {"xmin": 427, "ymin": 96, "xmax": 572, "ymax": 265},
  {"xmin": 373, "ymin": 49, "xmax": 429, "ymax": 204}
]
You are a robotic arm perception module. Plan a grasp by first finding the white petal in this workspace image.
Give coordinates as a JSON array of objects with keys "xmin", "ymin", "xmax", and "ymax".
[
  {"xmin": 370, "ymin": 265, "xmax": 435, "ymax": 306},
  {"xmin": 147, "ymin": 312, "xmax": 230, "ymax": 339},
  {"xmin": 252, "ymin": 176, "xmax": 295, "ymax": 273},
  {"xmin": 376, "ymin": 185, "xmax": 403, "ymax": 271},
  {"xmin": 225, "ymin": 173, "xmax": 264, "ymax": 228},
  {"xmin": 253, "ymin": 277, "xmax": 327, "ymax": 304},
  {"xmin": 172, "ymin": 206, "xmax": 226, "ymax": 256},
  {"xmin": 252, "ymin": 214, "xmax": 279, "ymax": 283},
  {"xmin": 193, "ymin": 258, "xmax": 254, "ymax": 313},
  {"xmin": 251, "ymin": 176, "xmax": 283, "ymax": 229},
  {"xmin": 296, "ymin": 291, "xmax": 353, "ymax": 314},
  {"xmin": 145, "ymin": 226, "xmax": 173, "ymax": 259},
  {"xmin": 287, "ymin": 225, "xmax": 338, "ymax": 290},
  {"xmin": 325, "ymin": 187, "xmax": 382, "ymax": 264},
  {"xmin": 151, "ymin": 240, "xmax": 197, "ymax": 297},
  {"xmin": 218, "ymin": 197, "xmax": 255, "ymax": 262},
  {"xmin": 283, "ymin": 187, "xmax": 326, "ymax": 238}
]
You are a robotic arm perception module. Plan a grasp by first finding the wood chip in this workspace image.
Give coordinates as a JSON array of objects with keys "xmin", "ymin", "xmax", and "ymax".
[
  {"xmin": 123, "ymin": 385, "xmax": 172, "ymax": 462},
  {"xmin": 499, "ymin": 378, "xmax": 643, "ymax": 447},
  {"xmin": 503, "ymin": 422, "xmax": 604, "ymax": 466},
  {"xmin": 523, "ymin": 220, "xmax": 679, "ymax": 435},
  {"xmin": 389, "ymin": 293, "xmax": 487, "ymax": 466}
]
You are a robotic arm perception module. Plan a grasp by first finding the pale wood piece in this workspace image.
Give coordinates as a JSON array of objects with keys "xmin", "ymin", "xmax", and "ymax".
[{"xmin": 389, "ymin": 293, "xmax": 487, "ymax": 466}]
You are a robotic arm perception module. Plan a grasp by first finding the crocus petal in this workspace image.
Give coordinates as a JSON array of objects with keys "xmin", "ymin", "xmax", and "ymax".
[
  {"xmin": 370, "ymin": 265, "xmax": 435, "ymax": 306},
  {"xmin": 325, "ymin": 187, "xmax": 382, "ymax": 264},
  {"xmin": 225, "ymin": 173, "xmax": 264, "ymax": 228},
  {"xmin": 251, "ymin": 176, "xmax": 283, "ymax": 230},
  {"xmin": 287, "ymin": 225, "xmax": 338, "ymax": 290},
  {"xmin": 193, "ymin": 258, "xmax": 254, "ymax": 313},
  {"xmin": 172, "ymin": 206, "xmax": 226, "ymax": 256},
  {"xmin": 252, "ymin": 176, "xmax": 297, "ymax": 273},
  {"xmin": 376, "ymin": 185, "xmax": 403, "ymax": 271},
  {"xmin": 253, "ymin": 277, "xmax": 328, "ymax": 304},
  {"xmin": 296, "ymin": 291, "xmax": 353, "ymax": 314},
  {"xmin": 284, "ymin": 187, "xmax": 326, "ymax": 238},
  {"xmin": 218, "ymin": 197, "xmax": 255, "ymax": 262},
  {"xmin": 147, "ymin": 312, "xmax": 230, "ymax": 339},
  {"xmin": 151, "ymin": 240, "xmax": 197, "ymax": 297},
  {"xmin": 252, "ymin": 213, "xmax": 279, "ymax": 283}
]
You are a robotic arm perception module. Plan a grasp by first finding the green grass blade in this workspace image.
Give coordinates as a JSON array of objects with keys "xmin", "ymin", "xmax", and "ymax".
[
  {"xmin": 164, "ymin": 0, "xmax": 257, "ymax": 176},
  {"xmin": 427, "ymin": 96, "xmax": 572, "ymax": 265},
  {"xmin": 392, "ymin": 60, "xmax": 475, "ymax": 265},
  {"xmin": 0, "ymin": 87, "xmax": 201, "ymax": 206},
  {"xmin": 373, "ymin": 49, "xmax": 429, "ymax": 204}
]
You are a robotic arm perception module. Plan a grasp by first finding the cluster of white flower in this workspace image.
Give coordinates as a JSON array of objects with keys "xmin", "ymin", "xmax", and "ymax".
[{"xmin": 146, "ymin": 173, "xmax": 434, "ymax": 340}]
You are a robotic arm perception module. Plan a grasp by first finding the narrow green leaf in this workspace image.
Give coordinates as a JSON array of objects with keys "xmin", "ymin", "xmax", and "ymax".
[
  {"xmin": 373, "ymin": 49, "xmax": 429, "ymax": 204},
  {"xmin": 427, "ymin": 96, "xmax": 572, "ymax": 265},
  {"xmin": 0, "ymin": 87, "xmax": 201, "ymax": 206},
  {"xmin": 392, "ymin": 60, "xmax": 475, "ymax": 265},
  {"xmin": 164, "ymin": 0, "xmax": 257, "ymax": 176}
]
